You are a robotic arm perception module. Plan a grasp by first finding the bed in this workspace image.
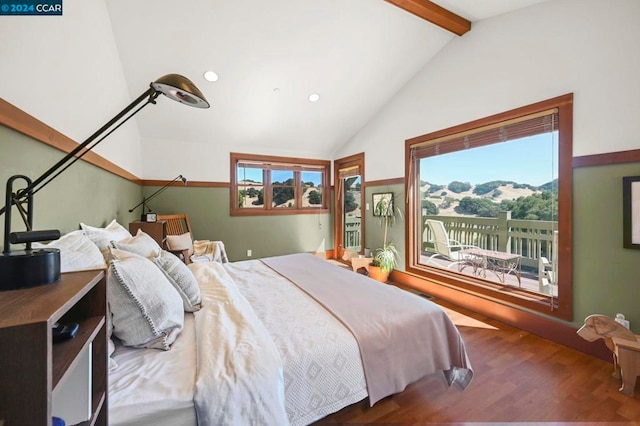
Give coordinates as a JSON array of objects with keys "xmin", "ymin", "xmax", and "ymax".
[{"xmin": 108, "ymin": 252, "xmax": 473, "ymax": 425}]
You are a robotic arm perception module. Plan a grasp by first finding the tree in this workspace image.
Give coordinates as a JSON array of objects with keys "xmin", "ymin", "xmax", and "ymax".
[
  {"xmin": 448, "ymin": 181, "xmax": 472, "ymax": 194},
  {"xmin": 273, "ymin": 186, "xmax": 294, "ymax": 206},
  {"xmin": 508, "ymin": 191, "xmax": 557, "ymax": 220},
  {"xmin": 344, "ymin": 191, "xmax": 358, "ymax": 213},
  {"xmin": 308, "ymin": 190, "xmax": 322, "ymax": 205},
  {"xmin": 473, "ymin": 180, "xmax": 508, "ymax": 195},
  {"xmin": 421, "ymin": 199, "xmax": 439, "ymax": 215},
  {"xmin": 427, "ymin": 184, "xmax": 445, "ymax": 194},
  {"xmin": 252, "ymin": 188, "xmax": 264, "ymax": 205},
  {"xmin": 456, "ymin": 197, "xmax": 500, "ymax": 217}
]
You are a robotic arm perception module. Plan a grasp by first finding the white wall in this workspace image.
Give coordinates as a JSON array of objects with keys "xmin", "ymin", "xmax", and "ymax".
[
  {"xmin": 0, "ymin": 0, "xmax": 142, "ymax": 176},
  {"xmin": 336, "ymin": 0, "xmax": 640, "ymax": 181}
]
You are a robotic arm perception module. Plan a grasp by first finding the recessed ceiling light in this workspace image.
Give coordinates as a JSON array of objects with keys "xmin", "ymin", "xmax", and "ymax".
[
  {"xmin": 203, "ymin": 71, "xmax": 219, "ymax": 82},
  {"xmin": 308, "ymin": 93, "xmax": 320, "ymax": 102}
]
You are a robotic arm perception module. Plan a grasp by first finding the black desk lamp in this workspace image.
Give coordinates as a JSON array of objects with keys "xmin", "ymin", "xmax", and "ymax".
[
  {"xmin": 128, "ymin": 175, "xmax": 188, "ymax": 222},
  {"xmin": 0, "ymin": 74, "xmax": 209, "ymax": 291}
]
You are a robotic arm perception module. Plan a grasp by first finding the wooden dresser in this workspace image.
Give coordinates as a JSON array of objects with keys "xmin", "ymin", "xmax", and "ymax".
[
  {"xmin": 0, "ymin": 270, "xmax": 107, "ymax": 426},
  {"xmin": 129, "ymin": 220, "xmax": 167, "ymax": 248}
]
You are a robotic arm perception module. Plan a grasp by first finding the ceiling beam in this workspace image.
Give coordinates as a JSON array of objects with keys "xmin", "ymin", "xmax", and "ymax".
[{"xmin": 385, "ymin": 0, "xmax": 471, "ymax": 36}]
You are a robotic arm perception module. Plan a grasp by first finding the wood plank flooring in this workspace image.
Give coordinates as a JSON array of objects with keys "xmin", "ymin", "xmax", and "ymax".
[{"xmin": 314, "ymin": 296, "xmax": 640, "ymax": 424}]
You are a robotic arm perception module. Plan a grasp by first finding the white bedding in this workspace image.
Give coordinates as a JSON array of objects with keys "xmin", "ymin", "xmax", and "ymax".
[
  {"xmin": 110, "ymin": 260, "xmax": 360, "ymax": 426},
  {"xmin": 190, "ymin": 261, "xmax": 288, "ymax": 425},
  {"xmin": 224, "ymin": 259, "xmax": 368, "ymax": 425},
  {"xmin": 109, "ymin": 314, "xmax": 197, "ymax": 426},
  {"xmin": 109, "ymin": 257, "xmax": 470, "ymax": 425}
]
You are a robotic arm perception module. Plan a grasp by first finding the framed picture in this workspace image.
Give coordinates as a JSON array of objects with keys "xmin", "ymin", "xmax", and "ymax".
[
  {"xmin": 372, "ymin": 192, "xmax": 394, "ymax": 217},
  {"xmin": 623, "ymin": 176, "xmax": 640, "ymax": 249}
]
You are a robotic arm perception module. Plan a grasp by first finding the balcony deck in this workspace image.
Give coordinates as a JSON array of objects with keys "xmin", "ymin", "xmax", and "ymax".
[{"xmin": 419, "ymin": 253, "xmax": 557, "ymax": 297}]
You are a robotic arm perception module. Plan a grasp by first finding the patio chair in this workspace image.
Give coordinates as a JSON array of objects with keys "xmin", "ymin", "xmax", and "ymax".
[{"xmin": 423, "ymin": 219, "xmax": 477, "ymax": 269}]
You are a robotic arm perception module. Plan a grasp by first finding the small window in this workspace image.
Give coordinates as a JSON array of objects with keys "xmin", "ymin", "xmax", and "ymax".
[
  {"xmin": 231, "ymin": 153, "xmax": 330, "ymax": 216},
  {"xmin": 237, "ymin": 165, "xmax": 264, "ymax": 209}
]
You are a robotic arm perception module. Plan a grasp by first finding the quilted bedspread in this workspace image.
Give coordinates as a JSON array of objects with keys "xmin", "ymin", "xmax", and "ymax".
[{"xmin": 262, "ymin": 253, "xmax": 474, "ymax": 405}]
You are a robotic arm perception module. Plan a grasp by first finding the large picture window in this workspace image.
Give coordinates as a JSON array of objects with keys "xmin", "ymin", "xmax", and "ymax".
[
  {"xmin": 405, "ymin": 94, "xmax": 573, "ymax": 319},
  {"xmin": 231, "ymin": 153, "xmax": 330, "ymax": 216}
]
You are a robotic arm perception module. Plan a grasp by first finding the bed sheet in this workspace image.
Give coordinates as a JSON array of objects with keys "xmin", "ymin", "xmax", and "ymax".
[
  {"xmin": 109, "ymin": 314, "xmax": 197, "ymax": 426},
  {"xmin": 108, "ymin": 260, "xmax": 365, "ymax": 426}
]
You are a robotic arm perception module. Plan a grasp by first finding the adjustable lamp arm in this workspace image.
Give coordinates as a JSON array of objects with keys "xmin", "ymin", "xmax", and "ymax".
[
  {"xmin": 128, "ymin": 175, "xmax": 187, "ymax": 213},
  {"xmin": 0, "ymin": 74, "xmax": 208, "ymax": 290},
  {"xmin": 1, "ymin": 74, "xmax": 208, "ymax": 219},
  {"xmin": 0, "ymin": 88, "xmax": 156, "ymax": 219}
]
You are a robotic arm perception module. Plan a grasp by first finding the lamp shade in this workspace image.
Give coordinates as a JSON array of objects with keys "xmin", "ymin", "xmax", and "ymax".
[{"xmin": 152, "ymin": 74, "xmax": 210, "ymax": 108}]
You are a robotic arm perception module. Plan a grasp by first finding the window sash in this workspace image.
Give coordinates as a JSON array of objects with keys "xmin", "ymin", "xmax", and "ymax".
[
  {"xmin": 231, "ymin": 153, "xmax": 330, "ymax": 215},
  {"xmin": 411, "ymin": 109, "xmax": 558, "ymax": 159}
]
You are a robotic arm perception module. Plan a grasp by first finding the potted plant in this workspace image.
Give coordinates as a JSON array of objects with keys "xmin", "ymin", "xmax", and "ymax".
[{"xmin": 368, "ymin": 193, "xmax": 401, "ymax": 282}]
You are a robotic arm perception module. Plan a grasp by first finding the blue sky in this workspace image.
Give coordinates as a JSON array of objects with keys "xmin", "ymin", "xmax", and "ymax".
[
  {"xmin": 420, "ymin": 133, "xmax": 558, "ymax": 187},
  {"xmin": 238, "ymin": 168, "xmax": 323, "ymax": 185},
  {"xmin": 238, "ymin": 134, "xmax": 557, "ymax": 187}
]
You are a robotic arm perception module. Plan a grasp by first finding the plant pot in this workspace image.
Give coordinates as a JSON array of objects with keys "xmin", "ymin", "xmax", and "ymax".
[{"xmin": 368, "ymin": 265, "xmax": 389, "ymax": 282}]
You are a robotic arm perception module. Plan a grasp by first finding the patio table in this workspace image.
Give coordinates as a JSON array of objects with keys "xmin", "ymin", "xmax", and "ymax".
[{"xmin": 458, "ymin": 248, "xmax": 522, "ymax": 286}]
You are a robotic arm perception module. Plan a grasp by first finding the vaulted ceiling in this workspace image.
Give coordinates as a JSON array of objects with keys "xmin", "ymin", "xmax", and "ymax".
[{"xmin": 106, "ymin": 0, "xmax": 552, "ymax": 160}]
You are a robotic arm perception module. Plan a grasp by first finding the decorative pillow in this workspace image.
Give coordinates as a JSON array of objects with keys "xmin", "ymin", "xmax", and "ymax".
[
  {"xmin": 32, "ymin": 230, "xmax": 106, "ymax": 273},
  {"xmin": 107, "ymin": 248, "xmax": 183, "ymax": 350},
  {"xmin": 106, "ymin": 305, "xmax": 118, "ymax": 371},
  {"xmin": 152, "ymin": 250, "xmax": 202, "ymax": 312},
  {"xmin": 111, "ymin": 229, "xmax": 162, "ymax": 258},
  {"xmin": 81, "ymin": 219, "xmax": 132, "ymax": 258},
  {"xmin": 166, "ymin": 232, "xmax": 194, "ymax": 258}
]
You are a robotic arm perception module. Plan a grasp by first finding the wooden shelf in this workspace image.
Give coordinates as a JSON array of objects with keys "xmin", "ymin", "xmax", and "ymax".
[
  {"xmin": 0, "ymin": 270, "xmax": 107, "ymax": 426},
  {"xmin": 52, "ymin": 316, "xmax": 105, "ymax": 389}
]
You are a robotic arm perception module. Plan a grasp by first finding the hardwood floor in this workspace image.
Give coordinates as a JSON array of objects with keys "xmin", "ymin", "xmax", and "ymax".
[{"xmin": 314, "ymin": 296, "xmax": 640, "ymax": 424}]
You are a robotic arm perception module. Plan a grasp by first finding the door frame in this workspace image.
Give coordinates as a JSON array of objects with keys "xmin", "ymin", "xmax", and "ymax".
[{"xmin": 333, "ymin": 152, "xmax": 365, "ymax": 260}]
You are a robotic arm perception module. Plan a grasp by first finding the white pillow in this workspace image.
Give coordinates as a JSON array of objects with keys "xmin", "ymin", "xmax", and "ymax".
[
  {"xmin": 152, "ymin": 250, "xmax": 202, "ymax": 312},
  {"xmin": 106, "ymin": 305, "xmax": 118, "ymax": 371},
  {"xmin": 111, "ymin": 229, "xmax": 162, "ymax": 258},
  {"xmin": 81, "ymin": 219, "xmax": 132, "ymax": 258},
  {"xmin": 166, "ymin": 232, "xmax": 193, "ymax": 258},
  {"xmin": 32, "ymin": 230, "xmax": 106, "ymax": 273},
  {"xmin": 107, "ymin": 248, "xmax": 183, "ymax": 350}
]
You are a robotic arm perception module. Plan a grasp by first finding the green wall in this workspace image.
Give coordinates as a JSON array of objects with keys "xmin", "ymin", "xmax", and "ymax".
[
  {"xmin": 573, "ymin": 163, "xmax": 640, "ymax": 331},
  {"xmin": 364, "ymin": 183, "xmax": 406, "ymax": 271},
  {"xmin": 142, "ymin": 186, "xmax": 334, "ymax": 262},
  {"xmin": 0, "ymin": 125, "xmax": 141, "ymax": 248}
]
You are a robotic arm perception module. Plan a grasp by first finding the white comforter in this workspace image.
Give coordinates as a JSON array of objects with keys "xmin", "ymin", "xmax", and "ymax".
[
  {"xmin": 110, "ymin": 258, "xmax": 470, "ymax": 425},
  {"xmin": 190, "ymin": 262, "xmax": 289, "ymax": 425}
]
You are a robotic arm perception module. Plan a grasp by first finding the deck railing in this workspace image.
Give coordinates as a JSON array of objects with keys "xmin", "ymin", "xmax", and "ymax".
[
  {"xmin": 345, "ymin": 212, "xmax": 557, "ymax": 270},
  {"xmin": 422, "ymin": 211, "xmax": 557, "ymax": 269},
  {"xmin": 345, "ymin": 216, "xmax": 361, "ymax": 251}
]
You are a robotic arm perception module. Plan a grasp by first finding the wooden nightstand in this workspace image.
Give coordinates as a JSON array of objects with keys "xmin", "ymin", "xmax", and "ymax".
[
  {"xmin": 129, "ymin": 220, "xmax": 167, "ymax": 249},
  {"xmin": 0, "ymin": 270, "xmax": 107, "ymax": 425}
]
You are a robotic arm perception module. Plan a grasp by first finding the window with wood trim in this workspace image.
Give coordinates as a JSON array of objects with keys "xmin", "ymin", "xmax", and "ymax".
[
  {"xmin": 405, "ymin": 94, "xmax": 573, "ymax": 320},
  {"xmin": 230, "ymin": 153, "xmax": 330, "ymax": 215}
]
